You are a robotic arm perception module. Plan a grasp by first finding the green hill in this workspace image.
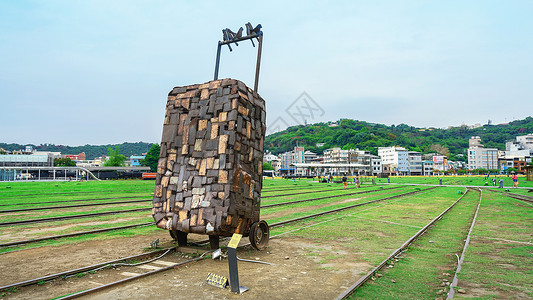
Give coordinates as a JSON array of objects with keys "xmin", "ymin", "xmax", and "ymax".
[
  {"xmin": 0, "ymin": 142, "xmax": 154, "ymax": 160},
  {"xmin": 265, "ymin": 117, "xmax": 533, "ymax": 162}
]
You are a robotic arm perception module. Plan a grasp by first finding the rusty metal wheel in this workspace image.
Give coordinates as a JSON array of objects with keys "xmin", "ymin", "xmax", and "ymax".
[
  {"xmin": 169, "ymin": 230, "xmax": 188, "ymax": 247},
  {"xmin": 249, "ymin": 220, "xmax": 269, "ymax": 250}
]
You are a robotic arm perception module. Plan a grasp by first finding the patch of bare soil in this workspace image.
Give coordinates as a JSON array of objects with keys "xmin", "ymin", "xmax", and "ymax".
[
  {"xmin": 0, "ymin": 229, "xmax": 179, "ymax": 287},
  {"xmin": 1, "ymin": 236, "xmax": 373, "ymax": 300},
  {"xmin": 81, "ymin": 236, "xmax": 371, "ymax": 300}
]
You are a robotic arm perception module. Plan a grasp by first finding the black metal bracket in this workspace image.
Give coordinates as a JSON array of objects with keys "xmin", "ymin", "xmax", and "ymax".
[{"xmin": 214, "ymin": 22, "xmax": 263, "ymax": 94}]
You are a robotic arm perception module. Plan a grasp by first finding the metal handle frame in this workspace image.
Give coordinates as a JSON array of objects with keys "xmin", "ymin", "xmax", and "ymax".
[{"xmin": 213, "ymin": 32, "xmax": 263, "ymax": 94}]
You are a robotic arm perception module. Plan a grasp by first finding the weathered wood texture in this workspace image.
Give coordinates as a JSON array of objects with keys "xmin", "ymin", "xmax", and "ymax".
[{"xmin": 152, "ymin": 79, "xmax": 266, "ymax": 236}]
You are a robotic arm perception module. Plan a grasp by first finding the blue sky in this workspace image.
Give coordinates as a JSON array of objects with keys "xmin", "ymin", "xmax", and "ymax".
[{"xmin": 1, "ymin": 1, "xmax": 532, "ymax": 145}]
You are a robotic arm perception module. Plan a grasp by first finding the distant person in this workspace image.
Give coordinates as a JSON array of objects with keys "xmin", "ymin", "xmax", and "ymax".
[
  {"xmin": 499, "ymin": 179, "xmax": 504, "ymax": 188},
  {"xmin": 342, "ymin": 176, "xmax": 347, "ymax": 189},
  {"xmin": 387, "ymin": 177, "xmax": 390, "ymax": 184},
  {"xmin": 356, "ymin": 176, "xmax": 360, "ymax": 188},
  {"xmin": 492, "ymin": 178, "xmax": 496, "ymax": 186},
  {"xmin": 512, "ymin": 173, "xmax": 519, "ymax": 188},
  {"xmin": 439, "ymin": 178, "xmax": 443, "ymax": 185}
]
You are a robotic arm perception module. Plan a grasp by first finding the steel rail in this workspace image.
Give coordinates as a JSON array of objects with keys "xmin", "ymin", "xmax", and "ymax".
[
  {"xmin": 0, "ymin": 199, "xmax": 151, "ymax": 213},
  {"xmin": 262, "ymin": 185, "xmax": 371, "ymax": 198},
  {"xmin": 271, "ymin": 187, "xmax": 436, "ymax": 228},
  {"xmin": 55, "ymin": 254, "xmax": 209, "ymax": 300},
  {"xmin": 1, "ymin": 187, "xmax": 436, "ymax": 295},
  {"xmin": 58, "ymin": 188, "xmax": 437, "ymax": 299},
  {"xmin": 0, "ymin": 222, "xmax": 154, "ymax": 248},
  {"xmin": 336, "ymin": 188, "xmax": 470, "ymax": 300},
  {"xmin": 447, "ymin": 189, "xmax": 483, "ymax": 299},
  {"xmin": 0, "ymin": 195, "xmax": 150, "ymax": 207},
  {"xmin": 483, "ymin": 188, "xmax": 533, "ymax": 203},
  {"xmin": 0, "ymin": 246, "xmax": 177, "ymax": 291},
  {"xmin": 13, "ymin": 188, "xmax": 151, "ymax": 198},
  {"xmin": 1, "ymin": 187, "xmax": 405, "ymax": 248},
  {"xmin": 262, "ymin": 186, "xmax": 402, "ymax": 208},
  {"xmin": 261, "ymin": 185, "xmax": 328, "ymax": 193},
  {"xmin": 0, "ymin": 208, "xmax": 151, "ymax": 227}
]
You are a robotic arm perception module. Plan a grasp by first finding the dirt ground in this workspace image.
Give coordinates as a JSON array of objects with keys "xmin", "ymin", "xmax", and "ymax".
[{"xmin": 1, "ymin": 232, "xmax": 371, "ymax": 300}]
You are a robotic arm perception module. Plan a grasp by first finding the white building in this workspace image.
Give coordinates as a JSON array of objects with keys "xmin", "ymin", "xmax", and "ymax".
[
  {"xmin": 516, "ymin": 134, "xmax": 533, "ymax": 149},
  {"xmin": 370, "ymin": 157, "xmax": 382, "ymax": 176},
  {"xmin": 468, "ymin": 147, "xmax": 498, "ymax": 170},
  {"xmin": 378, "ymin": 147, "xmax": 409, "ymax": 175},
  {"xmin": 323, "ymin": 148, "xmax": 349, "ymax": 164}
]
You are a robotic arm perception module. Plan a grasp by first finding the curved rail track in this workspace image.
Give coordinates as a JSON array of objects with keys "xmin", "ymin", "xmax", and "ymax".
[{"xmin": 0, "ymin": 187, "xmax": 436, "ymax": 295}]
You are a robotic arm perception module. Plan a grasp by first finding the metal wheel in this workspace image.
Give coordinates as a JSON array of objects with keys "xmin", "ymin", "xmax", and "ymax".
[
  {"xmin": 169, "ymin": 230, "xmax": 188, "ymax": 247},
  {"xmin": 249, "ymin": 220, "xmax": 269, "ymax": 250}
]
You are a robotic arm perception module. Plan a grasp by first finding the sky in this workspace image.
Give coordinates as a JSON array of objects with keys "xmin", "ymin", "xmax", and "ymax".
[{"xmin": 1, "ymin": 0, "xmax": 532, "ymax": 145}]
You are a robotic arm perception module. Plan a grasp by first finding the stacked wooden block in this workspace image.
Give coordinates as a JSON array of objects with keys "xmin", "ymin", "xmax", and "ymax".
[{"xmin": 152, "ymin": 79, "xmax": 266, "ymax": 237}]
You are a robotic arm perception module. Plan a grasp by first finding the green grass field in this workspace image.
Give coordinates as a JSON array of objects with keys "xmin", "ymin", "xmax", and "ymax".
[{"xmin": 0, "ymin": 178, "xmax": 530, "ymax": 299}]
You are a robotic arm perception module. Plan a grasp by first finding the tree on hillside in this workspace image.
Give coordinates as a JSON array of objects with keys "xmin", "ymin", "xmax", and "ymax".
[
  {"xmin": 142, "ymin": 144, "xmax": 160, "ymax": 172},
  {"xmin": 54, "ymin": 158, "xmax": 76, "ymax": 167},
  {"xmin": 103, "ymin": 146, "xmax": 127, "ymax": 167}
]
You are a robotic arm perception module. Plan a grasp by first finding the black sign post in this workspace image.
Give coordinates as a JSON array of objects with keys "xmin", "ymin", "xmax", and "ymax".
[{"xmin": 227, "ymin": 233, "xmax": 248, "ymax": 294}]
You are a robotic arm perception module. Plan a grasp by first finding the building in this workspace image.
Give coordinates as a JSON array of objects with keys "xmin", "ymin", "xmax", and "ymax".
[
  {"xmin": 408, "ymin": 152, "xmax": 422, "ymax": 175},
  {"xmin": 263, "ymin": 152, "xmax": 281, "ymax": 174},
  {"xmin": 378, "ymin": 147, "xmax": 409, "ymax": 175},
  {"xmin": 422, "ymin": 161, "xmax": 434, "ymax": 175},
  {"xmin": 280, "ymin": 146, "xmax": 305, "ymax": 175},
  {"xmin": 370, "ymin": 157, "xmax": 382, "ymax": 176},
  {"xmin": 468, "ymin": 147, "xmax": 498, "ymax": 170},
  {"xmin": 130, "ymin": 155, "xmax": 146, "ymax": 167},
  {"xmin": 516, "ymin": 134, "xmax": 533, "ymax": 149},
  {"xmin": 64, "ymin": 152, "xmax": 86, "ymax": 161},
  {"xmin": 498, "ymin": 135, "xmax": 533, "ymax": 173},
  {"xmin": 323, "ymin": 148, "xmax": 349, "ymax": 164},
  {"xmin": 303, "ymin": 151, "xmax": 318, "ymax": 164},
  {"xmin": 469, "ymin": 136, "xmax": 483, "ymax": 148}
]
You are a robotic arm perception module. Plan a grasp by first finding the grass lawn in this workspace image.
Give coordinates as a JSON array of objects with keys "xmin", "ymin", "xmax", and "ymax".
[
  {"xmin": 350, "ymin": 189, "xmax": 480, "ymax": 299},
  {"xmin": 454, "ymin": 191, "xmax": 533, "ymax": 299}
]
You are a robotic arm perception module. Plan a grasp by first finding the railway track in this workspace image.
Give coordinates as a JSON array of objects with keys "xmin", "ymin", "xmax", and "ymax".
[
  {"xmin": 0, "ymin": 207, "xmax": 151, "ymax": 227},
  {"xmin": 11, "ymin": 188, "xmax": 151, "ymax": 198},
  {"xmin": 335, "ymin": 188, "xmax": 480, "ymax": 299},
  {"xmin": 483, "ymin": 188, "xmax": 533, "ymax": 204},
  {"xmin": 262, "ymin": 185, "xmax": 371, "ymax": 198},
  {"xmin": 447, "ymin": 189, "xmax": 483, "ymax": 299},
  {"xmin": 0, "ymin": 186, "xmax": 404, "ymax": 228},
  {"xmin": 0, "ymin": 186, "xmax": 409, "ymax": 248},
  {"xmin": 0, "ymin": 199, "xmax": 151, "ymax": 213},
  {"xmin": 0, "ymin": 195, "xmax": 151, "ymax": 207},
  {"xmin": 0, "ymin": 186, "xmax": 436, "ymax": 297},
  {"xmin": 1, "ymin": 185, "xmax": 376, "ymax": 214}
]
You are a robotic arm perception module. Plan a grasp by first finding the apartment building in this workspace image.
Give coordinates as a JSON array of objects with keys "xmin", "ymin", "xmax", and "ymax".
[
  {"xmin": 378, "ymin": 147, "xmax": 409, "ymax": 175},
  {"xmin": 468, "ymin": 147, "xmax": 499, "ymax": 170},
  {"xmin": 408, "ymin": 151, "xmax": 422, "ymax": 175}
]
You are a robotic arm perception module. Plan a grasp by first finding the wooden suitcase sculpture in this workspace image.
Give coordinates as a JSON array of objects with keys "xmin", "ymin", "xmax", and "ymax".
[{"xmin": 152, "ymin": 78, "xmax": 269, "ymax": 250}]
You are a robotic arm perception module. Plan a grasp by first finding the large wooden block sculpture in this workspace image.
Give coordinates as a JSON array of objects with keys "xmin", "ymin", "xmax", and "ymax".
[{"xmin": 152, "ymin": 78, "xmax": 269, "ymax": 250}]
